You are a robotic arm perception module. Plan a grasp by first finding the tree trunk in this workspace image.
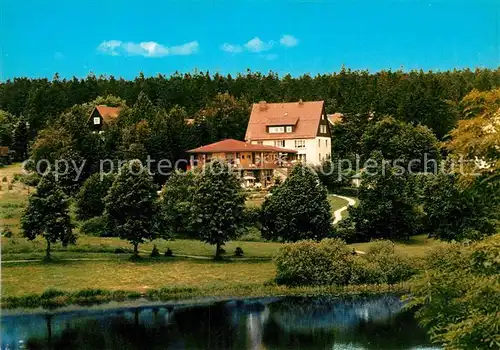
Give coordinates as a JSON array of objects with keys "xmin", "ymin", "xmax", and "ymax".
[
  {"xmin": 134, "ymin": 243, "xmax": 139, "ymax": 256},
  {"xmin": 215, "ymin": 242, "xmax": 221, "ymax": 260},
  {"xmin": 45, "ymin": 239, "xmax": 51, "ymax": 260}
]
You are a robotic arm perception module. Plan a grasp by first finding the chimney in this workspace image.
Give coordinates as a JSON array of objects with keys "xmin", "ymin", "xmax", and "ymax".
[
  {"xmin": 259, "ymin": 101, "xmax": 267, "ymax": 110},
  {"xmin": 298, "ymin": 99, "xmax": 303, "ymax": 105}
]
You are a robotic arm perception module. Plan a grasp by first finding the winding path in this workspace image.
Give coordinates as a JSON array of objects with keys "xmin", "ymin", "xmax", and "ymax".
[{"xmin": 331, "ymin": 194, "xmax": 357, "ymax": 225}]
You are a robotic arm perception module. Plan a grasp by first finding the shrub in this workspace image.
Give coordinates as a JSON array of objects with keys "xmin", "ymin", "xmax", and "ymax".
[
  {"xmin": 409, "ymin": 235, "xmax": 500, "ymax": 349},
  {"xmin": 274, "ymin": 238, "xmax": 352, "ymax": 286},
  {"xmin": 331, "ymin": 219, "xmax": 357, "ymax": 243},
  {"xmin": 114, "ymin": 248, "xmax": 129, "ymax": 254},
  {"xmin": 1, "ymin": 225, "xmax": 13, "ymax": 237},
  {"xmin": 274, "ymin": 238, "xmax": 416, "ymax": 287},
  {"xmin": 2, "ymin": 176, "xmax": 7, "ymax": 182},
  {"xmin": 150, "ymin": 245, "xmax": 160, "ymax": 257},
  {"xmin": 350, "ymin": 241, "xmax": 417, "ymax": 285},
  {"xmin": 79, "ymin": 216, "xmax": 110, "ymax": 237},
  {"xmin": 242, "ymin": 206, "xmax": 261, "ymax": 226},
  {"xmin": 234, "ymin": 247, "xmax": 244, "ymax": 257},
  {"xmin": 20, "ymin": 173, "xmax": 41, "ymax": 186},
  {"xmin": 164, "ymin": 248, "xmax": 173, "ymax": 257},
  {"xmin": 349, "ymin": 258, "xmax": 386, "ymax": 285},
  {"xmin": 238, "ymin": 226, "xmax": 262, "ymax": 241},
  {"xmin": 40, "ymin": 288, "xmax": 65, "ymax": 299}
]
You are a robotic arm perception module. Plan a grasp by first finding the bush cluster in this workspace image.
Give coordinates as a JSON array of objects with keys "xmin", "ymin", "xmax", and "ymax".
[
  {"xmin": 274, "ymin": 238, "xmax": 416, "ymax": 287},
  {"xmin": 409, "ymin": 235, "xmax": 500, "ymax": 350},
  {"xmin": 79, "ymin": 216, "xmax": 110, "ymax": 237},
  {"xmin": 274, "ymin": 239, "xmax": 352, "ymax": 286}
]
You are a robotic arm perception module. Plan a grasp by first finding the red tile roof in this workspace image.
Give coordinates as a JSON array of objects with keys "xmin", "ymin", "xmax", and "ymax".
[
  {"xmin": 95, "ymin": 105, "xmax": 122, "ymax": 123},
  {"xmin": 245, "ymin": 100, "xmax": 324, "ymax": 141},
  {"xmin": 187, "ymin": 139, "xmax": 297, "ymax": 154}
]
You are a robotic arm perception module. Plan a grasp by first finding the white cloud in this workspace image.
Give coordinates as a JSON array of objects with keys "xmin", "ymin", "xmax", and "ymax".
[
  {"xmin": 221, "ymin": 35, "xmax": 298, "ymax": 55},
  {"xmin": 97, "ymin": 40, "xmax": 199, "ymax": 57},
  {"xmin": 221, "ymin": 43, "xmax": 243, "ymax": 53},
  {"xmin": 170, "ymin": 41, "xmax": 199, "ymax": 55},
  {"xmin": 244, "ymin": 37, "xmax": 274, "ymax": 52},
  {"xmin": 98, "ymin": 40, "xmax": 122, "ymax": 56},
  {"xmin": 279, "ymin": 34, "xmax": 298, "ymax": 47}
]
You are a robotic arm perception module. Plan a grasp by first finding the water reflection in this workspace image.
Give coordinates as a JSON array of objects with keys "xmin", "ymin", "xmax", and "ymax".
[{"xmin": 1, "ymin": 295, "xmax": 439, "ymax": 349}]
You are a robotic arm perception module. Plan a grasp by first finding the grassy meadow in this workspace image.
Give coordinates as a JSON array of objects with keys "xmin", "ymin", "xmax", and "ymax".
[{"xmin": 0, "ymin": 163, "xmax": 440, "ymax": 304}]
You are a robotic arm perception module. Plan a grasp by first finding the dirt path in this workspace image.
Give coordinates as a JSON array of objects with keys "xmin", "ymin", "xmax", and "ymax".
[{"xmin": 331, "ymin": 194, "xmax": 357, "ymax": 224}]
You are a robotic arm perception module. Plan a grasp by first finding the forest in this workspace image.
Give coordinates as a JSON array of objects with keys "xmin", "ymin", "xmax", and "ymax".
[{"xmin": 2, "ymin": 67, "xmax": 500, "ymax": 142}]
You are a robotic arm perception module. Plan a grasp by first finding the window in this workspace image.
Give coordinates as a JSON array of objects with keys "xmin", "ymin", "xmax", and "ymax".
[
  {"xmin": 274, "ymin": 140, "xmax": 285, "ymax": 147},
  {"xmin": 298, "ymin": 154, "xmax": 307, "ymax": 162},
  {"xmin": 325, "ymin": 139, "xmax": 328, "ymax": 148},
  {"xmin": 320, "ymin": 124, "xmax": 327, "ymax": 133},
  {"xmin": 93, "ymin": 117, "xmax": 100, "ymax": 125},
  {"xmin": 286, "ymin": 126, "xmax": 293, "ymax": 133},
  {"xmin": 294, "ymin": 140, "xmax": 305, "ymax": 148},
  {"xmin": 318, "ymin": 139, "xmax": 321, "ymax": 147},
  {"xmin": 257, "ymin": 141, "xmax": 263, "ymax": 145},
  {"xmin": 319, "ymin": 153, "xmax": 322, "ymax": 162},
  {"xmin": 269, "ymin": 126, "xmax": 285, "ymax": 133}
]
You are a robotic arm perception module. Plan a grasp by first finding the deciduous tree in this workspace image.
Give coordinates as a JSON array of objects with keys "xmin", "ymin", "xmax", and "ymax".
[
  {"xmin": 190, "ymin": 159, "xmax": 245, "ymax": 259},
  {"xmin": 342, "ymin": 152, "xmax": 422, "ymax": 242},
  {"xmin": 75, "ymin": 172, "xmax": 115, "ymax": 221},
  {"xmin": 261, "ymin": 163, "xmax": 332, "ymax": 242},
  {"xmin": 159, "ymin": 170, "xmax": 197, "ymax": 238},
  {"xmin": 21, "ymin": 173, "xmax": 75, "ymax": 259},
  {"xmin": 104, "ymin": 160, "xmax": 159, "ymax": 256}
]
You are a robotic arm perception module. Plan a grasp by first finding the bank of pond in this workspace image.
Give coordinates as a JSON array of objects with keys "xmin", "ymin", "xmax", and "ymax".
[{"xmin": 2, "ymin": 294, "xmax": 440, "ymax": 349}]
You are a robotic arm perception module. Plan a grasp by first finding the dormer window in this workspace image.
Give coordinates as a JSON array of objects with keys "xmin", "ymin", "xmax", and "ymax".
[
  {"xmin": 93, "ymin": 117, "xmax": 101, "ymax": 125},
  {"xmin": 269, "ymin": 126, "xmax": 285, "ymax": 133},
  {"xmin": 268, "ymin": 125, "xmax": 294, "ymax": 133},
  {"xmin": 320, "ymin": 124, "xmax": 327, "ymax": 133}
]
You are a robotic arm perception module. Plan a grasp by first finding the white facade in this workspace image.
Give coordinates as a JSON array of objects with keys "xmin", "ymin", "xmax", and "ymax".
[{"xmin": 251, "ymin": 136, "xmax": 331, "ymax": 166}]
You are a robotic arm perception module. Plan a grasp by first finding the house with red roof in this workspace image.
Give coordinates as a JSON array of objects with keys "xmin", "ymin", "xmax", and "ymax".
[
  {"xmin": 88, "ymin": 105, "xmax": 122, "ymax": 133},
  {"xmin": 245, "ymin": 100, "xmax": 331, "ymax": 165},
  {"xmin": 187, "ymin": 139, "xmax": 297, "ymax": 187}
]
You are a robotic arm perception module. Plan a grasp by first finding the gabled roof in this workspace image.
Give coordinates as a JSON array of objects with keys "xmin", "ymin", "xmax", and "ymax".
[
  {"xmin": 93, "ymin": 105, "xmax": 122, "ymax": 123},
  {"xmin": 245, "ymin": 100, "xmax": 325, "ymax": 140},
  {"xmin": 187, "ymin": 139, "xmax": 297, "ymax": 154}
]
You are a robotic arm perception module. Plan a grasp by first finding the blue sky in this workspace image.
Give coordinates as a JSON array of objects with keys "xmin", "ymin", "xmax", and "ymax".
[{"xmin": 1, "ymin": 0, "xmax": 499, "ymax": 80}]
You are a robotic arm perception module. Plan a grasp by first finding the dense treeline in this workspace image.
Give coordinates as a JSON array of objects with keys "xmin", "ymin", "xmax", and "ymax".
[{"xmin": 2, "ymin": 68, "xmax": 500, "ymax": 141}]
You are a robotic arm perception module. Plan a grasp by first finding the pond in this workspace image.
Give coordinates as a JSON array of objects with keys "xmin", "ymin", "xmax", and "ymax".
[{"xmin": 1, "ymin": 294, "xmax": 440, "ymax": 349}]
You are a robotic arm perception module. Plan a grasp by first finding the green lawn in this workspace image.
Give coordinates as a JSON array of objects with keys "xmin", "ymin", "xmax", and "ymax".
[
  {"xmin": 327, "ymin": 194, "xmax": 349, "ymax": 212},
  {"xmin": 1, "ymin": 258, "xmax": 276, "ymax": 297},
  {"xmin": 1, "ymin": 163, "xmax": 441, "ymax": 302},
  {"xmin": 1, "ymin": 235, "xmax": 285, "ymax": 260}
]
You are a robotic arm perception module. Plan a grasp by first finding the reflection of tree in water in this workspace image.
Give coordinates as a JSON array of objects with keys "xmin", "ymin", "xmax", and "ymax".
[
  {"xmin": 351, "ymin": 310, "xmax": 433, "ymax": 349},
  {"xmin": 172, "ymin": 302, "xmax": 246, "ymax": 349},
  {"xmin": 23, "ymin": 308, "xmax": 183, "ymax": 350},
  {"xmin": 6, "ymin": 296, "xmax": 434, "ymax": 350},
  {"xmin": 263, "ymin": 315, "xmax": 336, "ymax": 350},
  {"xmin": 261, "ymin": 296, "xmax": 433, "ymax": 350},
  {"xmin": 265, "ymin": 295, "xmax": 403, "ymax": 332}
]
